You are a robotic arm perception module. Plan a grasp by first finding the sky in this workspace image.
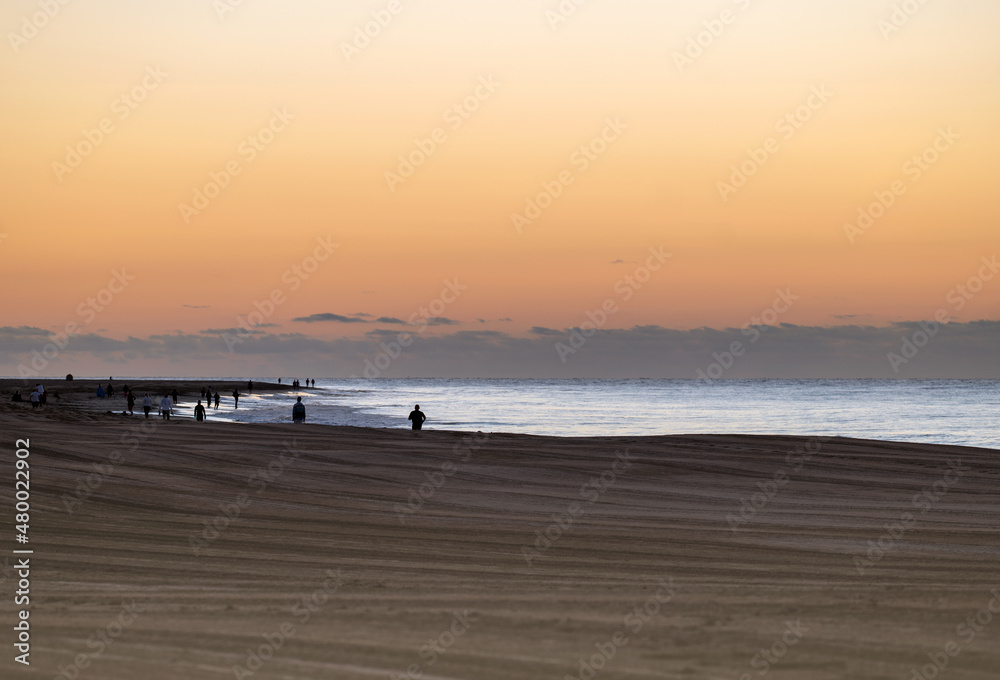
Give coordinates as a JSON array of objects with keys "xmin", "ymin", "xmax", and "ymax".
[{"xmin": 1, "ymin": 0, "xmax": 998, "ymax": 378}]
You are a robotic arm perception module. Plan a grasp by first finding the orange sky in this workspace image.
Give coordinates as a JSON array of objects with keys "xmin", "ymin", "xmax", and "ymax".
[{"xmin": 1, "ymin": 0, "xmax": 998, "ymax": 376}]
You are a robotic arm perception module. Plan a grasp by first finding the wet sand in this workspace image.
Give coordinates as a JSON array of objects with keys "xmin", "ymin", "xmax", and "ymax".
[{"xmin": 0, "ymin": 380, "xmax": 997, "ymax": 679}]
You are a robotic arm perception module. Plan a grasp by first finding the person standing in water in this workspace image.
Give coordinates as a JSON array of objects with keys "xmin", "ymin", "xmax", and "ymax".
[
  {"xmin": 142, "ymin": 393, "xmax": 153, "ymax": 419},
  {"xmin": 232, "ymin": 389, "xmax": 240, "ymax": 409},
  {"xmin": 214, "ymin": 391, "xmax": 220, "ymax": 409},
  {"xmin": 407, "ymin": 404, "xmax": 426, "ymax": 431},
  {"xmin": 292, "ymin": 397, "xmax": 305, "ymax": 423},
  {"xmin": 194, "ymin": 400, "xmax": 207, "ymax": 422}
]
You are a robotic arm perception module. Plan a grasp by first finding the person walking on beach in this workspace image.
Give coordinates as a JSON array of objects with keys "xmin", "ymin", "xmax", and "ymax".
[
  {"xmin": 408, "ymin": 404, "xmax": 426, "ymax": 431},
  {"xmin": 171, "ymin": 388, "xmax": 180, "ymax": 405},
  {"xmin": 107, "ymin": 382, "xmax": 114, "ymax": 398},
  {"xmin": 194, "ymin": 400, "xmax": 207, "ymax": 422},
  {"xmin": 214, "ymin": 392, "xmax": 220, "ymax": 409},
  {"xmin": 232, "ymin": 389, "xmax": 240, "ymax": 409},
  {"xmin": 159, "ymin": 394, "xmax": 173, "ymax": 421},
  {"xmin": 292, "ymin": 397, "xmax": 305, "ymax": 423},
  {"xmin": 127, "ymin": 391, "xmax": 135, "ymax": 415},
  {"xmin": 142, "ymin": 394, "xmax": 152, "ymax": 419}
]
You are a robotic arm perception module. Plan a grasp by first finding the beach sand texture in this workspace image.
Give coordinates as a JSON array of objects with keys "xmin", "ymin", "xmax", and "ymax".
[{"xmin": 0, "ymin": 381, "xmax": 998, "ymax": 679}]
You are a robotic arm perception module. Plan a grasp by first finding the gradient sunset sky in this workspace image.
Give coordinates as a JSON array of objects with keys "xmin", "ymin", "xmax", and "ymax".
[{"xmin": 2, "ymin": 0, "xmax": 998, "ymax": 378}]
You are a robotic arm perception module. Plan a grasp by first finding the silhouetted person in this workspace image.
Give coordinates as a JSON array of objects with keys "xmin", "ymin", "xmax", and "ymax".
[
  {"xmin": 172, "ymin": 388, "xmax": 179, "ymax": 404},
  {"xmin": 408, "ymin": 404, "xmax": 426, "ymax": 431},
  {"xmin": 232, "ymin": 389, "xmax": 240, "ymax": 409},
  {"xmin": 142, "ymin": 394, "xmax": 152, "ymax": 419},
  {"xmin": 107, "ymin": 382, "xmax": 114, "ymax": 398},
  {"xmin": 200, "ymin": 386, "xmax": 206, "ymax": 399},
  {"xmin": 292, "ymin": 397, "xmax": 305, "ymax": 423},
  {"xmin": 214, "ymin": 392, "xmax": 220, "ymax": 409},
  {"xmin": 127, "ymin": 391, "xmax": 135, "ymax": 415},
  {"xmin": 194, "ymin": 400, "xmax": 206, "ymax": 422},
  {"xmin": 11, "ymin": 390, "xmax": 22, "ymax": 402},
  {"xmin": 159, "ymin": 395, "xmax": 173, "ymax": 420},
  {"xmin": 248, "ymin": 380, "xmax": 253, "ymax": 393}
]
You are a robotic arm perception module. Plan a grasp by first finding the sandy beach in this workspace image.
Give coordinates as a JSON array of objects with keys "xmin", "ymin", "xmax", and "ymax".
[{"xmin": 0, "ymin": 380, "xmax": 997, "ymax": 679}]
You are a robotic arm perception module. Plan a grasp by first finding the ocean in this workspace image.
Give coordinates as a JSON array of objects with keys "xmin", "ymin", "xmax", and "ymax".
[{"xmin": 167, "ymin": 379, "xmax": 1000, "ymax": 450}]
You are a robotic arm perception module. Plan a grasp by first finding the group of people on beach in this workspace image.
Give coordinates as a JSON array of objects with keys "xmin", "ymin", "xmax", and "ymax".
[
  {"xmin": 10, "ymin": 384, "xmax": 49, "ymax": 408},
  {"xmin": 12, "ymin": 377, "xmax": 430, "ymax": 430}
]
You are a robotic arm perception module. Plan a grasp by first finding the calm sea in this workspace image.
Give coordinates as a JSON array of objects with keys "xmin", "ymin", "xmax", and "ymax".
[{"xmin": 165, "ymin": 379, "xmax": 999, "ymax": 450}]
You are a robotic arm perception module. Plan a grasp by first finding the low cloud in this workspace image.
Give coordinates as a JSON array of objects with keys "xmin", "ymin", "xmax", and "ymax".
[
  {"xmin": 3, "ymin": 321, "xmax": 998, "ymax": 379},
  {"xmin": 293, "ymin": 313, "xmax": 370, "ymax": 324},
  {"xmin": 0, "ymin": 326, "xmax": 52, "ymax": 337}
]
